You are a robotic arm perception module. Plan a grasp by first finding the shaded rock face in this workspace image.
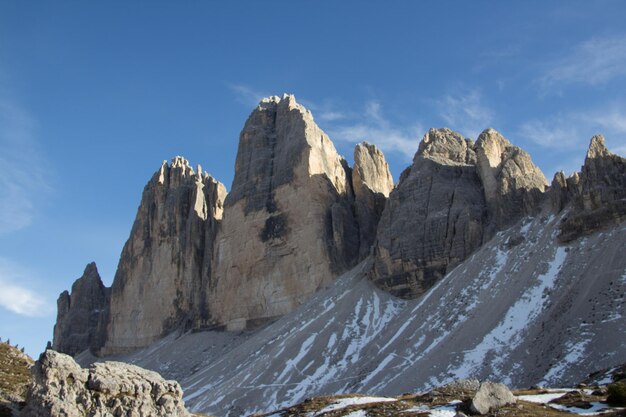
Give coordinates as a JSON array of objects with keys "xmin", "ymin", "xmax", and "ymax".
[
  {"xmin": 556, "ymin": 135, "xmax": 626, "ymax": 242},
  {"xmin": 475, "ymin": 128, "xmax": 548, "ymax": 231},
  {"xmin": 371, "ymin": 128, "xmax": 547, "ymax": 299},
  {"xmin": 372, "ymin": 128, "xmax": 487, "ymax": 298},
  {"xmin": 103, "ymin": 157, "xmax": 226, "ymax": 354},
  {"xmin": 22, "ymin": 350, "xmax": 190, "ymax": 417},
  {"xmin": 209, "ymin": 94, "xmax": 359, "ymax": 330},
  {"xmin": 353, "ymin": 142, "xmax": 394, "ymax": 259},
  {"xmin": 53, "ymin": 263, "xmax": 110, "ymax": 356}
]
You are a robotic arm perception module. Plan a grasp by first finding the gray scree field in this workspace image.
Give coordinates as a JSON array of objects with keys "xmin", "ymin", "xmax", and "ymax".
[{"xmin": 81, "ymin": 211, "xmax": 625, "ymax": 417}]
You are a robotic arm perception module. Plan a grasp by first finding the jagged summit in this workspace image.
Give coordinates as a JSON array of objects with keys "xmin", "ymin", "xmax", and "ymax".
[
  {"xmin": 53, "ymin": 262, "xmax": 109, "ymax": 356},
  {"xmin": 210, "ymin": 93, "xmax": 360, "ymax": 330},
  {"xmin": 586, "ymin": 134, "xmax": 610, "ymax": 160},
  {"xmin": 102, "ymin": 156, "xmax": 227, "ymax": 354},
  {"xmin": 371, "ymin": 126, "xmax": 549, "ymax": 298},
  {"xmin": 416, "ymin": 127, "xmax": 476, "ymax": 165}
]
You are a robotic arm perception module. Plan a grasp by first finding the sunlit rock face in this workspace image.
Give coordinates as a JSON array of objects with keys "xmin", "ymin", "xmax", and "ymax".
[
  {"xmin": 352, "ymin": 142, "xmax": 394, "ymax": 260},
  {"xmin": 209, "ymin": 94, "xmax": 360, "ymax": 330},
  {"xmin": 102, "ymin": 157, "xmax": 226, "ymax": 354}
]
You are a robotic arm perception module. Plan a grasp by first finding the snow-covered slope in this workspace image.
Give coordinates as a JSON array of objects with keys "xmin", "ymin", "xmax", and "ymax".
[{"xmin": 102, "ymin": 212, "xmax": 625, "ymax": 416}]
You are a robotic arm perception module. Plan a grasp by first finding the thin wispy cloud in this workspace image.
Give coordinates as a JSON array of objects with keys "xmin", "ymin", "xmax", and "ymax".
[
  {"xmin": 437, "ymin": 89, "xmax": 494, "ymax": 140},
  {"xmin": 326, "ymin": 100, "xmax": 422, "ymax": 160},
  {"xmin": 228, "ymin": 84, "xmax": 271, "ymax": 108},
  {"xmin": 518, "ymin": 105, "xmax": 626, "ymax": 156},
  {"xmin": 0, "ymin": 257, "xmax": 53, "ymax": 317},
  {"xmin": 541, "ymin": 34, "xmax": 626, "ymax": 86},
  {"xmin": 0, "ymin": 100, "xmax": 52, "ymax": 234},
  {"xmin": 516, "ymin": 105, "xmax": 626, "ymax": 176}
]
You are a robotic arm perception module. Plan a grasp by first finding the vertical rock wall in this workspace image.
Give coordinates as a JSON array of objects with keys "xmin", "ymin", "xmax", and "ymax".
[
  {"xmin": 102, "ymin": 158, "xmax": 226, "ymax": 354},
  {"xmin": 53, "ymin": 262, "xmax": 110, "ymax": 356},
  {"xmin": 371, "ymin": 128, "xmax": 549, "ymax": 299},
  {"xmin": 209, "ymin": 95, "xmax": 359, "ymax": 330},
  {"xmin": 352, "ymin": 142, "xmax": 394, "ymax": 260}
]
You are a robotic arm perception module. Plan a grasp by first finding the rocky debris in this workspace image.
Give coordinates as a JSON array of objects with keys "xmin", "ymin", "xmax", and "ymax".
[
  {"xmin": 469, "ymin": 381, "xmax": 516, "ymax": 415},
  {"xmin": 53, "ymin": 262, "xmax": 110, "ymax": 356},
  {"xmin": 371, "ymin": 127, "xmax": 549, "ymax": 298},
  {"xmin": 557, "ymin": 135, "xmax": 626, "ymax": 242},
  {"xmin": 475, "ymin": 128, "xmax": 548, "ymax": 231},
  {"xmin": 22, "ymin": 350, "xmax": 191, "ymax": 417},
  {"xmin": 258, "ymin": 381, "xmax": 626, "ymax": 417},
  {"xmin": 438, "ymin": 379, "xmax": 481, "ymax": 396},
  {"xmin": 371, "ymin": 128, "xmax": 487, "ymax": 298},
  {"xmin": 352, "ymin": 142, "xmax": 394, "ymax": 259},
  {"xmin": 209, "ymin": 94, "xmax": 359, "ymax": 330},
  {"xmin": 103, "ymin": 157, "xmax": 226, "ymax": 354}
]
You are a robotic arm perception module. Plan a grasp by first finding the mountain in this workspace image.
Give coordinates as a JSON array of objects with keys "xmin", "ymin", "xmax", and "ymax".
[
  {"xmin": 54, "ymin": 94, "xmax": 393, "ymax": 355},
  {"xmin": 52, "ymin": 94, "xmax": 626, "ymax": 416},
  {"xmin": 97, "ymin": 192, "xmax": 625, "ymax": 416}
]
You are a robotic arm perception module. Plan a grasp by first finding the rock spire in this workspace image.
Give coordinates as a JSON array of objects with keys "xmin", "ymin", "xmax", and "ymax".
[{"xmin": 53, "ymin": 262, "xmax": 110, "ymax": 356}]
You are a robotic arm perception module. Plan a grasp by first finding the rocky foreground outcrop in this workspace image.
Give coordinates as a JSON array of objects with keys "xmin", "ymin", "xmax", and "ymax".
[
  {"xmin": 22, "ymin": 350, "xmax": 192, "ymax": 417},
  {"xmin": 371, "ymin": 127, "xmax": 548, "ymax": 298}
]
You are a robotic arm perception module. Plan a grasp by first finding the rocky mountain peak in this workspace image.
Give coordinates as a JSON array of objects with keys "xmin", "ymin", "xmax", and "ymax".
[
  {"xmin": 557, "ymin": 136, "xmax": 626, "ymax": 241},
  {"xmin": 353, "ymin": 142, "xmax": 393, "ymax": 197},
  {"xmin": 416, "ymin": 127, "xmax": 476, "ymax": 165},
  {"xmin": 586, "ymin": 134, "xmax": 610, "ymax": 160},
  {"xmin": 210, "ymin": 94, "xmax": 359, "ymax": 330},
  {"xmin": 475, "ymin": 128, "xmax": 548, "ymax": 229},
  {"xmin": 353, "ymin": 142, "xmax": 393, "ymax": 259},
  {"xmin": 53, "ymin": 262, "xmax": 110, "ymax": 356},
  {"xmin": 102, "ymin": 156, "xmax": 226, "ymax": 355},
  {"xmin": 81, "ymin": 261, "xmax": 98, "ymax": 279}
]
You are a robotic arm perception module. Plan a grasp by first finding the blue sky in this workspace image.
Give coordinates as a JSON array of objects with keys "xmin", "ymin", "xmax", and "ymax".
[{"xmin": 1, "ymin": 1, "xmax": 625, "ymax": 357}]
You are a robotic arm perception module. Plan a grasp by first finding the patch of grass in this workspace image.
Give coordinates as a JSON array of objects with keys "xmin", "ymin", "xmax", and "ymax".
[{"xmin": 0, "ymin": 342, "xmax": 34, "ymax": 400}]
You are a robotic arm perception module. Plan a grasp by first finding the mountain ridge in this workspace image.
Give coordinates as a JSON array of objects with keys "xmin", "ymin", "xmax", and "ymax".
[{"xmin": 52, "ymin": 94, "xmax": 626, "ymax": 416}]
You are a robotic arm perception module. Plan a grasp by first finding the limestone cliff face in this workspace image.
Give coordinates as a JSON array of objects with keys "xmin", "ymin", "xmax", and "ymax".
[
  {"xmin": 475, "ymin": 129, "xmax": 548, "ymax": 231},
  {"xmin": 102, "ymin": 157, "xmax": 226, "ymax": 354},
  {"xmin": 53, "ymin": 263, "xmax": 110, "ymax": 356},
  {"xmin": 371, "ymin": 127, "xmax": 548, "ymax": 299},
  {"xmin": 556, "ymin": 135, "xmax": 626, "ymax": 242},
  {"xmin": 371, "ymin": 128, "xmax": 487, "ymax": 298},
  {"xmin": 209, "ymin": 94, "xmax": 359, "ymax": 330},
  {"xmin": 353, "ymin": 142, "xmax": 394, "ymax": 260}
]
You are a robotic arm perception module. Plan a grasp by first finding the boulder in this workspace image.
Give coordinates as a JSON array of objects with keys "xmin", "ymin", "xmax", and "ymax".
[
  {"xmin": 469, "ymin": 381, "xmax": 516, "ymax": 415},
  {"xmin": 209, "ymin": 94, "xmax": 359, "ymax": 330},
  {"xmin": 352, "ymin": 142, "xmax": 394, "ymax": 259},
  {"xmin": 22, "ymin": 350, "xmax": 191, "ymax": 417},
  {"xmin": 103, "ymin": 157, "xmax": 226, "ymax": 354},
  {"xmin": 53, "ymin": 262, "xmax": 110, "ymax": 356}
]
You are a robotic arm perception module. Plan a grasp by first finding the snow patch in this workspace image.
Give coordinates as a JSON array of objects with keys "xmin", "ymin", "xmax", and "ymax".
[
  {"xmin": 313, "ymin": 396, "xmax": 396, "ymax": 415},
  {"xmin": 450, "ymin": 246, "xmax": 568, "ymax": 379}
]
